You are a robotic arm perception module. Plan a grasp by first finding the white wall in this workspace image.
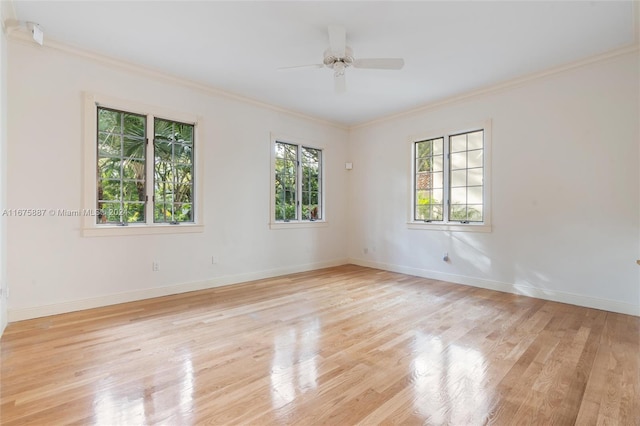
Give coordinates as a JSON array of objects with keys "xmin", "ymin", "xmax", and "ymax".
[
  {"xmin": 348, "ymin": 52, "xmax": 640, "ymax": 315},
  {"xmin": 5, "ymin": 36, "xmax": 639, "ymax": 321},
  {"xmin": 0, "ymin": 6, "xmax": 9, "ymax": 334},
  {"xmin": 6, "ymin": 40, "xmax": 350, "ymax": 320}
]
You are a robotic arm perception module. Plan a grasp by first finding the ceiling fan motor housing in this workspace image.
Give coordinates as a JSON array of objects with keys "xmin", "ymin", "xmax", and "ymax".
[{"xmin": 323, "ymin": 46, "xmax": 354, "ymax": 71}]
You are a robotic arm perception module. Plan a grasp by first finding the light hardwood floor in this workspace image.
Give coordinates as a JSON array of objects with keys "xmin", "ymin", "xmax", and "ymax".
[{"xmin": 1, "ymin": 265, "xmax": 638, "ymax": 425}]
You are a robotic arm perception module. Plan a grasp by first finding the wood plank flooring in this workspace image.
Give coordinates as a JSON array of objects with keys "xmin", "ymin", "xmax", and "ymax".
[{"xmin": 1, "ymin": 265, "xmax": 638, "ymax": 425}]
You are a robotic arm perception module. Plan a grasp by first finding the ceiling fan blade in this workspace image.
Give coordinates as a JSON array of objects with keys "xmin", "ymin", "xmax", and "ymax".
[
  {"xmin": 353, "ymin": 58, "xmax": 405, "ymax": 70},
  {"xmin": 278, "ymin": 64, "xmax": 324, "ymax": 71},
  {"xmin": 328, "ymin": 25, "xmax": 346, "ymax": 57},
  {"xmin": 334, "ymin": 73, "xmax": 346, "ymax": 94}
]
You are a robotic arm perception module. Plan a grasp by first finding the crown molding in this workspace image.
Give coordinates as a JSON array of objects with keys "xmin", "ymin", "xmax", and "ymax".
[
  {"xmin": 350, "ymin": 43, "xmax": 640, "ymax": 130},
  {"xmin": 5, "ymin": 7, "xmax": 638, "ymax": 133},
  {"xmin": 6, "ymin": 30, "xmax": 349, "ymax": 131}
]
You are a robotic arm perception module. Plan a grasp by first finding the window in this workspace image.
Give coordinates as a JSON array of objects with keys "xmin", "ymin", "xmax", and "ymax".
[
  {"xmin": 84, "ymin": 93, "xmax": 202, "ymax": 236},
  {"xmin": 272, "ymin": 138, "xmax": 323, "ymax": 227},
  {"xmin": 410, "ymin": 122, "xmax": 491, "ymax": 232}
]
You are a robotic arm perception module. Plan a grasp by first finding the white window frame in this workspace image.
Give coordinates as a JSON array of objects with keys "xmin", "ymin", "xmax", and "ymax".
[
  {"xmin": 269, "ymin": 133, "xmax": 327, "ymax": 230},
  {"xmin": 83, "ymin": 92, "xmax": 204, "ymax": 236},
  {"xmin": 408, "ymin": 119, "xmax": 492, "ymax": 233}
]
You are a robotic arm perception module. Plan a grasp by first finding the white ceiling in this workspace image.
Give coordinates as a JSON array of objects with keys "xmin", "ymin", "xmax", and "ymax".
[{"xmin": 9, "ymin": 1, "xmax": 637, "ymax": 126}]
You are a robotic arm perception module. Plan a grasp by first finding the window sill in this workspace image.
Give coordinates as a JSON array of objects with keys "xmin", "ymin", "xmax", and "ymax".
[
  {"xmin": 269, "ymin": 221, "xmax": 328, "ymax": 230},
  {"xmin": 83, "ymin": 224, "xmax": 204, "ymax": 237},
  {"xmin": 407, "ymin": 222, "xmax": 491, "ymax": 233}
]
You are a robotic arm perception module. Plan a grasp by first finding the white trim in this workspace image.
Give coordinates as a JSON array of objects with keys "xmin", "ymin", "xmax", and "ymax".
[
  {"xmin": 269, "ymin": 221, "xmax": 328, "ymax": 230},
  {"xmin": 351, "ymin": 45, "xmax": 639, "ymax": 130},
  {"xmin": 83, "ymin": 224, "xmax": 204, "ymax": 237},
  {"xmin": 6, "ymin": 30, "xmax": 347, "ymax": 131},
  {"xmin": 406, "ymin": 222, "xmax": 491, "ymax": 233},
  {"xmin": 83, "ymin": 92, "xmax": 204, "ymax": 236},
  {"xmin": 348, "ymin": 258, "xmax": 640, "ymax": 317},
  {"xmin": 8, "ymin": 258, "xmax": 349, "ymax": 322}
]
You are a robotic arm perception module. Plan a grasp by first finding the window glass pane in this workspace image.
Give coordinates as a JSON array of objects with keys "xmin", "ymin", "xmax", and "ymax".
[
  {"xmin": 123, "ymin": 181, "xmax": 145, "ymax": 202},
  {"xmin": 450, "ymin": 205, "xmax": 467, "ymax": 220},
  {"xmin": 467, "ymin": 131, "xmax": 483, "ymax": 150},
  {"xmin": 451, "ymin": 170, "xmax": 466, "ymax": 187},
  {"xmin": 124, "ymin": 114, "xmax": 145, "ymax": 137},
  {"xmin": 468, "ymin": 150, "xmax": 483, "ymax": 168},
  {"xmin": 431, "ymin": 172, "xmax": 443, "ymax": 189},
  {"xmin": 174, "ymin": 144, "xmax": 193, "ymax": 164},
  {"xmin": 173, "ymin": 203, "xmax": 192, "ymax": 222},
  {"xmin": 416, "ymin": 140, "xmax": 431, "ymax": 157},
  {"xmin": 98, "ymin": 179, "xmax": 120, "ymax": 201},
  {"xmin": 467, "ymin": 205, "xmax": 483, "ymax": 221},
  {"xmin": 154, "ymin": 203, "xmax": 168, "ymax": 222},
  {"xmin": 123, "ymin": 137, "xmax": 145, "ymax": 160},
  {"xmin": 416, "ymin": 190, "xmax": 431, "ymax": 205},
  {"xmin": 98, "ymin": 109, "xmax": 121, "ymax": 132},
  {"xmin": 450, "ymin": 134, "xmax": 467, "ymax": 153},
  {"xmin": 124, "ymin": 203, "xmax": 145, "ymax": 223},
  {"xmin": 431, "ymin": 204, "xmax": 443, "ymax": 221},
  {"xmin": 468, "ymin": 168, "xmax": 483, "ymax": 186},
  {"xmin": 155, "ymin": 141, "xmax": 172, "ymax": 161},
  {"xmin": 432, "ymin": 156, "xmax": 444, "ymax": 172},
  {"xmin": 468, "ymin": 186, "xmax": 483, "ymax": 204},
  {"xmin": 97, "ymin": 202, "xmax": 121, "ymax": 224},
  {"xmin": 432, "ymin": 138, "xmax": 444, "ymax": 155},
  {"xmin": 123, "ymin": 160, "xmax": 144, "ymax": 180},
  {"xmin": 98, "ymin": 158, "xmax": 121, "ymax": 179},
  {"xmin": 450, "ymin": 152, "xmax": 466, "ymax": 170},
  {"xmin": 416, "ymin": 157, "xmax": 432, "ymax": 173},
  {"xmin": 451, "ymin": 187, "xmax": 466, "ymax": 205},
  {"xmin": 98, "ymin": 133, "xmax": 122, "ymax": 157},
  {"xmin": 415, "ymin": 205, "xmax": 429, "ymax": 221},
  {"xmin": 431, "ymin": 189, "xmax": 443, "ymax": 204}
]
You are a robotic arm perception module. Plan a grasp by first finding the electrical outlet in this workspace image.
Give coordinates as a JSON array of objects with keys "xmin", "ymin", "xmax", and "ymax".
[
  {"xmin": 152, "ymin": 261, "xmax": 159, "ymax": 272},
  {"xmin": 211, "ymin": 256, "xmax": 217, "ymax": 265}
]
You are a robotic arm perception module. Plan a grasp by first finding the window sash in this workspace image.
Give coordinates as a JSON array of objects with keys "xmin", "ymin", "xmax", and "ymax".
[
  {"xmin": 153, "ymin": 117, "xmax": 195, "ymax": 224},
  {"xmin": 95, "ymin": 106, "xmax": 195, "ymax": 226},
  {"xmin": 413, "ymin": 129, "xmax": 484, "ymax": 224},
  {"xmin": 274, "ymin": 141, "xmax": 323, "ymax": 223}
]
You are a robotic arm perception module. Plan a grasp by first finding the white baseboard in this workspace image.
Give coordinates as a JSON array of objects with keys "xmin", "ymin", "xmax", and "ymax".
[
  {"xmin": 348, "ymin": 258, "xmax": 640, "ymax": 317},
  {"xmin": 9, "ymin": 257, "xmax": 638, "ymax": 322},
  {"xmin": 7, "ymin": 258, "xmax": 349, "ymax": 322}
]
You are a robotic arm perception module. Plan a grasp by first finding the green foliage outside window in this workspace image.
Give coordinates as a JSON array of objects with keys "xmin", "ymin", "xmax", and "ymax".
[
  {"xmin": 275, "ymin": 142, "xmax": 321, "ymax": 221},
  {"xmin": 97, "ymin": 108, "xmax": 195, "ymax": 224}
]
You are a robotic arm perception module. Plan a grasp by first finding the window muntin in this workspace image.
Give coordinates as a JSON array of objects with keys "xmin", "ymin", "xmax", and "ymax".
[
  {"xmin": 97, "ymin": 107, "xmax": 147, "ymax": 224},
  {"xmin": 154, "ymin": 118, "xmax": 195, "ymax": 223},
  {"xmin": 95, "ymin": 106, "xmax": 195, "ymax": 227},
  {"xmin": 274, "ymin": 141, "xmax": 323, "ymax": 222},
  {"xmin": 413, "ymin": 129, "xmax": 485, "ymax": 224}
]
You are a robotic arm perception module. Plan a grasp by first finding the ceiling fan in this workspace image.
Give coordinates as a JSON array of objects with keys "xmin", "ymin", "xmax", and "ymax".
[{"xmin": 279, "ymin": 25, "xmax": 405, "ymax": 93}]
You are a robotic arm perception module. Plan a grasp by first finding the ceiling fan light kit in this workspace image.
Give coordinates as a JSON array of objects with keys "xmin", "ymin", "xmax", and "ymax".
[{"xmin": 280, "ymin": 25, "xmax": 405, "ymax": 93}]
